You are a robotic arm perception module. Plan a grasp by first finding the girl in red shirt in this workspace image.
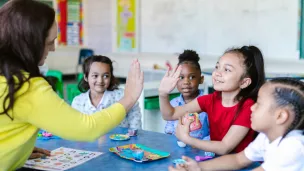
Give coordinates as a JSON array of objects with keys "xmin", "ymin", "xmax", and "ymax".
[{"xmin": 159, "ymin": 46, "xmax": 265, "ymax": 154}]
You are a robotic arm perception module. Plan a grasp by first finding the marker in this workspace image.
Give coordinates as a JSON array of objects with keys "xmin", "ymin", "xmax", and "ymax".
[{"xmin": 195, "ymin": 156, "xmax": 213, "ymax": 162}]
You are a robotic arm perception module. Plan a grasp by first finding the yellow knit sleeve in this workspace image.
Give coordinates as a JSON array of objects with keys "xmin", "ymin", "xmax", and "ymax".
[{"xmin": 14, "ymin": 77, "xmax": 126, "ymax": 141}]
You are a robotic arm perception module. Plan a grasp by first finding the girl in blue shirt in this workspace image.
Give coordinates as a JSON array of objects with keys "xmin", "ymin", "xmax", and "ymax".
[{"xmin": 164, "ymin": 50, "xmax": 210, "ymax": 144}]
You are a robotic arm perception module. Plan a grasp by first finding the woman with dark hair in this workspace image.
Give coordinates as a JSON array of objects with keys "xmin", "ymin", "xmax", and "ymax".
[{"xmin": 0, "ymin": 0, "xmax": 143, "ymax": 170}]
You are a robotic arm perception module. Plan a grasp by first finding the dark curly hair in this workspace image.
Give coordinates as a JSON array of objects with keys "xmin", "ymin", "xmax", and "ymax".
[{"xmin": 178, "ymin": 49, "xmax": 201, "ymax": 72}]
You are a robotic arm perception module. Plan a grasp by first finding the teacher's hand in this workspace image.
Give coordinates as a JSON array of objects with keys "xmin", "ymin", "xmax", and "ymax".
[{"xmin": 29, "ymin": 147, "xmax": 51, "ymax": 159}]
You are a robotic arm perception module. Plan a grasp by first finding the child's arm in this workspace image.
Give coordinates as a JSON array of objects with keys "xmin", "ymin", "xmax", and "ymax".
[
  {"xmin": 198, "ymin": 151, "xmax": 253, "ymax": 170},
  {"xmin": 252, "ymin": 167, "xmax": 264, "ymax": 171},
  {"xmin": 158, "ymin": 66, "xmax": 205, "ymax": 120},
  {"xmin": 159, "ymin": 95, "xmax": 201, "ymax": 121},
  {"xmin": 168, "ymin": 152, "xmax": 252, "ymax": 171},
  {"xmin": 159, "ymin": 65, "xmax": 184, "ymax": 120},
  {"xmin": 176, "ymin": 118, "xmax": 249, "ymax": 155}
]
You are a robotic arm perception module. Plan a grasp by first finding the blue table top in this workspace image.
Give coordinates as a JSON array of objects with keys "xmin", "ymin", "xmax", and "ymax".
[{"xmin": 27, "ymin": 127, "xmax": 258, "ymax": 171}]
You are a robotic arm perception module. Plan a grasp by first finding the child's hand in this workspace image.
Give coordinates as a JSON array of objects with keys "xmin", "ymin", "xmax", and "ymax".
[
  {"xmin": 182, "ymin": 156, "xmax": 201, "ymax": 171},
  {"xmin": 29, "ymin": 147, "xmax": 51, "ymax": 159},
  {"xmin": 158, "ymin": 65, "xmax": 182, "ymax": 96},
  {"xmin": 124, "ymin": 59, "xmax": 144, "ymax": 102},
  {"xmin": 168, "ymin": 156, "xmax": 201, "ymax": 171},
  {"xmin": 168, "ymin": 164, "xmax": 187, "ymax": 171},
  {"xmin": 175, "ymin": 116, "xmax": 193, "ymax": 143}
]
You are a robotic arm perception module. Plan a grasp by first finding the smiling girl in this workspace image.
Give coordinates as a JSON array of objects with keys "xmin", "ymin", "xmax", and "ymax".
[
  {"xmin": 159, "ymin": 46, "xmax": 265, "ymax": 155},
  {"xmin": 72, "ymin": 55, "xmax": 142, "ymax": 130}
]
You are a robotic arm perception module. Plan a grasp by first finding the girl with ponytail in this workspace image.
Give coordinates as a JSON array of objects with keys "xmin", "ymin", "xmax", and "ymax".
[{"xmin": 159, "ymin": 46, "xmax": 266, "ymax": 155}]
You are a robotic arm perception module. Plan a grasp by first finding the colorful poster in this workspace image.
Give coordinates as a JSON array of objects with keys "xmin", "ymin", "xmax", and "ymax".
[
  {"xmin": 57, "ymin": 0, "xmax": 67, "ymax": 45},
  {"xmin": 117, "ymin": 0, "xmax": 137, "ymax": 52},
  {"xmin": 23, "ymin": 147, "xmax": 102, "ymax": 171},
  {"xmin": 67, "ymin": 0, "xmax": 83, "ymax": 46}
]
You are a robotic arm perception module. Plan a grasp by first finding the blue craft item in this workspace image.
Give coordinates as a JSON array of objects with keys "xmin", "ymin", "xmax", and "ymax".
[
  {"xmin": 172, "ymin": 159, "xmax": 186, "ymax": 165},
  {"xmin": 204, "ymin": 151, "xmax": 215, "ymax": 157},
  {"xmin": 37, "ymin": 130, "xmax": 61, "ymax": 140},
  {"xmin": 132, "ymin": 149, "xmax": 144, "ymax": 161}
]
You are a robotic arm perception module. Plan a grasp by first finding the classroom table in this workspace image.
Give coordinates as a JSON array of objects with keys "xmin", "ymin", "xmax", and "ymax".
[{"xmin": 25, "ymin": 127, "xmax": 259, "ymax": 171}]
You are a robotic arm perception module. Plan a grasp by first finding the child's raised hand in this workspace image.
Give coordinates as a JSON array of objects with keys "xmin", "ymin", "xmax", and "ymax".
[
  {"xmin": 175, "ymin": 116, "xmax": 193, "ymax": 143},
  {"xmin": 124, "ymin": 59, "xmax": 144, "ymax": 102},
  {"xmin": 158, "ymin": 65, "xmax": 182, "ymax": 96}
]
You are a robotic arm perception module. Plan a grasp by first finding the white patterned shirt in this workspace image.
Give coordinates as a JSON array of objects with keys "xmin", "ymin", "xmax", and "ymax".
[{"xmin": 71, "ymin": 88, "xmax": 142, "ymax": 129}]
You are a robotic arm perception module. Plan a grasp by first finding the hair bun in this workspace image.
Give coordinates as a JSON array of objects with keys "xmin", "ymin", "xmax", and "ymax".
[{"xmin": 178, "ymin": 49, "xmax": 200, "ymax": 63}]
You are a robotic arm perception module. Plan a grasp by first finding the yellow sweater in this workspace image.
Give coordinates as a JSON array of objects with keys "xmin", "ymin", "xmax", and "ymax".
[{"xmin": 0, "ymin": 76, "xmax": 126, "ymax": 171}]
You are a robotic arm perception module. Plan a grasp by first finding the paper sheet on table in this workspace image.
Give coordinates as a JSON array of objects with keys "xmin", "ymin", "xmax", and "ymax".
[{"xmin": 23, "ymin": 147, "xmax": 103, "ymax": 171}]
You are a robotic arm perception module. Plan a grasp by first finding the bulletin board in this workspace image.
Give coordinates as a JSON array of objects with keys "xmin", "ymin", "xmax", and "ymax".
[
  {"xmin": 0, "ymin": 0, "xmax": 83, "ymax": 46},
  {"xmin": 115, "ymin": 0, "xmax": 138, "ymax": 52},
  {"xmin": 57, "ymin": 0, "xmax": 83, "ymax": 46}
]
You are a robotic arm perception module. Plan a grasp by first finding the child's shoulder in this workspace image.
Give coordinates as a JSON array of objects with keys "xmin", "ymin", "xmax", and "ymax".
[
  {"xmin": 106, "ymin": 88, "xmax": 124, "ymax": 98},
  {"xmin": 107, "ymin": 88, "xmax": 124, "ymax": 94},
  {"xmin": 280, "ymin": 130, "xmax": 304, "ymax": 148},
  {"xmin": 73, "ymin": 91, "xmax": 89, "ymax": 102}
]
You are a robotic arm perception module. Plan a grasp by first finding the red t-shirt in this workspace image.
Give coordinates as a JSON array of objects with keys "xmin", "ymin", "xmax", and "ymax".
[{"xmin": 197, "ymin": 91, "xmax": 255, "ymax": 153}]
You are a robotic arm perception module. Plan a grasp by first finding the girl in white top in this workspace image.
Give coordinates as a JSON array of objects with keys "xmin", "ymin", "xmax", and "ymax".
[
  {"xmin": 169, "ymin": 77, "xmax": 304, "ymax": 171},
  {"xmin": 72, "ymin": 55, "xmax": 142, "ymax": 130}
]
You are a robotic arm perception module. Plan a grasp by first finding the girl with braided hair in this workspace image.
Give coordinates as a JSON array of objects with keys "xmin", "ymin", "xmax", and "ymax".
[{"xmin": 169, "ymin": 77, "xmax": 304, "ymax": 171}]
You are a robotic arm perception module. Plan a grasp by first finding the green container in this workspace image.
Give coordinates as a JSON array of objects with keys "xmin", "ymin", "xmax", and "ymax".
[
  {"xmin": 46, "ymin": 70, "xmax": 64, "ymax": 99},
  {"xmin": 77, "ymin": 73, "xmax": 84, "ymax": 83},
  {"xmin": 66, "ymin": 83, "xmax": 81, "ymax": 104},
  {"xmin": 144, "ymin": 93, "xmax": 180, "ymax": 110}
]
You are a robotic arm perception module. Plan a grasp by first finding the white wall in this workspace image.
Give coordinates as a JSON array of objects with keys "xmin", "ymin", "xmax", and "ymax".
[
  {"xmin": 46, "ymin": 0, "xmax": 304, "ymax": 75},
  {"xmin": 140, "ymin": 0, "xmax": 300, "ymax": 61},
  {"xmin": 83, "ymin": 0, "xmax": 112, "ymax": 54}
]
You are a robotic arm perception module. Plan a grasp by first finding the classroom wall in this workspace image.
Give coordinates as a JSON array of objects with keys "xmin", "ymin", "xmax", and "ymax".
[
  {"xmin": 46, "ymin": 0, "xmax": 304, "ymax": 76},
  {"xmin": 46, "ymin": 0, "xmax": 113, "ymax": 74},
  {"xmin": 140, "ymin": 0, "xmax": 300, "ymax": 61}
]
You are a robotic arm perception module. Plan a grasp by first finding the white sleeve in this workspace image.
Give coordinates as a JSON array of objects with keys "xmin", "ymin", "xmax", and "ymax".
[
  {"xmin": 71, "ymin": 94, "xmax": 85, "ymax": 112},
  {"xmin": 115, "ymin": 89, "xmax": 142, "ymax": 129},
  {"xmin": 261, "ymin": 137, "xmax": 304, "ymax": 171},
  {"xmin": 126, "ymin": 102, "xmax": 142, "ymax": 129},
  {"xmin": 244, "ymin": 133, "xmax": 265, "ymax": 162}
]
